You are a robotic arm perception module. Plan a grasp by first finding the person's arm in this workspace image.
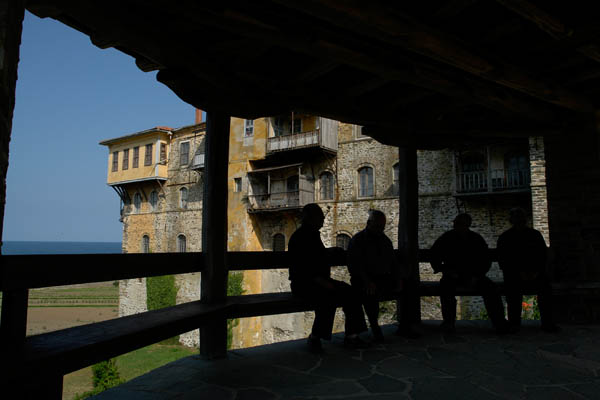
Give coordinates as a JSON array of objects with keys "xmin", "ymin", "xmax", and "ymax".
[
  {"xmin": 430, "ymin": 234, "xmax": 445, "ymax": 274},
  {"xmin": 475, "ymin": 235, "xmax": 492, "ymax": 276}
]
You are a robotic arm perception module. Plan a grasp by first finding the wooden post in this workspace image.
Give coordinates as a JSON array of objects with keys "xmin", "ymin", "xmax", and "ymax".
[
  {"xmin": 397, "ymin": 146, "xmax": 421, "ymax": 323},
  {"xmin": 200, "ymin": 111, "xmax": 230, "ymax": 359}
]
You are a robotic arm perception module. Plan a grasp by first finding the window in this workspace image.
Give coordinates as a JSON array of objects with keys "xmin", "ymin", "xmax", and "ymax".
[
  {"xmin": 177, "ymin": 234, "xmax": 187, "ymax": 253},
  {"xmin": 358, "ymin": 166, "xmax": 374, "ymax": 197},
  {"xmin": 122, "ymin": 149, "xmax": 129, "ymax": 170},
  {"xmin": 273, "ymin": 233, "xmax": 285, "ymax": 251},
  {"xmin": 141, "ymin": 235, "xmax": 150, "ymax": 253},
  {"xmin": 180, "ymin": 141, "xmax": 190, "ymax": 166},
  {"xmin": 319, "ymin": 172, "xmax": 334, "ymax": 200},
  {"xmin": 244, "ymin": 119, "xmax": 254, "ymax": 137},
  {"xmin": 133, "ymin": 193, "xmax": 142, "ymax": 213},
  {"xmin": 160, "ymin": 143, "xmax": 167, "ymax": 163},
  {"xmin": 149, "ymin": 190, "xmax": 158, "ymax": 211},
  {"xmin": 112, "ymin": 151, "xmax": 118, "ymax": 172},
  {"xmin": 144, "ymin": 144, "xmax": 153, "ymax": 166},
  {"xmin": 234, "ymin": 177, "xmax": 242, "ymax": 193},
  {"xmin": 292, "ymin": 118, "xmax": 301, "ymax": 134},
  {"xmin": 355, "ymin": 125, "xmax": 367, "ymax": 139},
  {"xmin": 392, "ymin": 163, "xmax": 400, "ymax": 196},
  {"xmin": 133, "ymin": 146, "xmax": 139, "ymax": 168},
  {"xmin": 274, "ymin": 117, "xmax": 285, "ymax": 137},
  {"xmin": 179, "ymin": 187, "xmax": 188, "ymax": 209},
  {"xmin": 336, "ymin": 233, "xmax": 351, "ymax": 250}
]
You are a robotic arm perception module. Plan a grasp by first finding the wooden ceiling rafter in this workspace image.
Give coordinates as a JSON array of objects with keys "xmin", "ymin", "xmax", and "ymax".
[{"xmin": 272, "ymin": 0, "xmax": 595, "ymax": 113}]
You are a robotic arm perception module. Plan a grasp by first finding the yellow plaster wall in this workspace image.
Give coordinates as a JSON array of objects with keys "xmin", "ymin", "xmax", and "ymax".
[
  {"xmin": 105, "ymin": 132, "xmax": 170, "ymax": 184},
  {"xmin": 228, "ymin": 117, "xmax": 270, "ymax": 348}
]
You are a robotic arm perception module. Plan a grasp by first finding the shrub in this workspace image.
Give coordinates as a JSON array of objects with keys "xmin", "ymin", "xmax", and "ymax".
[
  {"xmin": 227, "ymin": 272, "xmax": 245, "ymax": 349},
  {"xmin": 147, "ymin": 275, "xmax": 179, "ymax": 344},
  {"xmin": 74, "ymin": 359, "xmax": 124, "ymax": 399}
]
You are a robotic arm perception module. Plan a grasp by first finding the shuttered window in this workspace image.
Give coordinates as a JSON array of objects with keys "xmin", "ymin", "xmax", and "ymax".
[
  {"xmin": 244, "ymin": 119, "xmax": 254, "ymax": 137},
  {"xmin": 336, "ymin": 233, "xmax": 351, "ymax": 250},
  {"xmin": 393, "ymin": 163, "xmax": 400, "ymax": 196},
  {"xmin": 112, "ymin": 151, "xmax": 119, "ymax": 172},
  {"xmin": 179, "ymin": 187, "xmax": 188, "ymax": 209},
  {"xmin": 122, "ymin": 149, "xmax": 129, "ymax": 170},
  {"xmin": 149, "ymin": 190, "xmax": 158, "ymax": 211},
  {"xmin": 359, "ymin": 166, "xmax": 374, "ymax": 197},
  {"xmin": 142, "ymin": 235, "xmax": 150, "ymax": 253},
  {"xmin": 144, "ymin": 144, "xmax": 153, "ymax": 166},
  {"xmin": 133, "ymin": 147, "xmax": 139, "ymax": 168},
  {"xmin": 273, "ymin": 233, "xmax": 285, "ymax": 251},
  {"xmin": 160, "ymin": 143, "xmax": 167, "ymax": 163},
  {"xmin": 320, "ymin": 172, "xmax": 334, "ymax": 200},
  {"xmin": 180, "ymin": 141, "xmax": 190, "ymax": 166},
  {"xmin": 133, "ymin": 193, "xmax": 142, "ymax": 213},
  {"xmin": 177, "ymin": 234, "xmax": 187, "ymax": 253}
]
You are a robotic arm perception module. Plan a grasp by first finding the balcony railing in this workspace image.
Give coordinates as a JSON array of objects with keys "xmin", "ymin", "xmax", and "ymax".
[
  {"xmin": 267, "ymin": 130, "xmax": 320, "ymax": 153},
  {"xmin": 247, "ymin": 189, "xmax": 316, "ymax": 212},
  {"xmin": 456, "ymin": 168, "xmax": 531, "ymax": 194},
  {"xmin": 191, "ymin": 153, "xmax": 205, "ymax": 169}
]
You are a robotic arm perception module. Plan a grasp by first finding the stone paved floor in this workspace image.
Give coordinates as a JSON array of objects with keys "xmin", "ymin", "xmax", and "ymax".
[{"xmin": 92, "ymin": 321, "xmax": 600, "ymax": 399}]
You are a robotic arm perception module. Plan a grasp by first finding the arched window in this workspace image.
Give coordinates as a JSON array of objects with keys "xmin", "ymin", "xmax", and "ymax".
[
  {"xmin": 273, "ymin": 233, "xmax": 285, "ymax": 251},
  {"xmin": 149, "ymin": 190, "xmax": 158, "ymax": 211},
  {"xmin": 358, "ymin": 166, "xmax": 374, "ymax": 198},
  {"xmin": 177, "ymin": 234, "xmax": 187, "ymax": 253},
  {"xmin": 336, "ymin": 233, "xmax": 351, "ymax": 250},
  {"xmin": 392, "ymin": 163, "xmax": 400, "ymax": 196},
  {"xmin": 179, "ymin": 187, "xmax": 188, "ymax": 209},
  {"xmin": 133, "ymin": 193, "xmax": 142, "ymax": 213},
  {"xmin": 320, "ymin": 171, "xmax": 334, "ymax": 200},
  {"xmin": 141, "ymin": 235, "xmax": 150, "ymax": 253}
]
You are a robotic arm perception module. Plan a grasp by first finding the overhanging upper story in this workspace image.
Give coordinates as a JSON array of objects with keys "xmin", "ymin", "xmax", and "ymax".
[{"xmin": 99, "ymin": 127, "xmax": 172, "ymax": 187}]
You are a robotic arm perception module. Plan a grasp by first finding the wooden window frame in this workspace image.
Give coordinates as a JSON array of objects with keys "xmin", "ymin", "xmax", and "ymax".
[
  {"xmin": 112, "ymin": 151, "xmax": 119, "ymax": 172},
  {"xmin": 133, "ymin": 146, "xmax": 139, "ymax": 168},
  {"xmin": 244, "ymin": 119, "xmax": 254, "ymax": 137},
  {"xmin": 122, "ymin": 149, "xmax": 129, "ymax": 170},
  {"xmin": 358, "ymin": 166, "xmax": 375, "ymax": 198},
  {"xmin": 144, "ymin": 144, "xmax": 153, "ymax": 166},
  {"xmin": 180, "ymin": 141, "xmax": 190, "ymax": 167}
]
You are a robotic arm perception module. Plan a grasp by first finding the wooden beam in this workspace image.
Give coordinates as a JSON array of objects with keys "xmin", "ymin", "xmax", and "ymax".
[
  {"xmin": 200, "ymin": 111, "xmax": 230, "ymax": 360},
  {"xmin": 495, "ymin": 0, "xmax": 600, "ymax": 64},
  {"xmin": 273, "ymin": 0, "xmax": 595, "ymax": 113},
  {"xmin": 397, "ymin": 147, "xmax": 421, "ymax": 323}
]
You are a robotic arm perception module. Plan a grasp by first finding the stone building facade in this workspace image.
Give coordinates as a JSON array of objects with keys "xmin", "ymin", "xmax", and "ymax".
[{"xmin": 101, "ymin": 114, "xmax": 547, "ymax": 348}]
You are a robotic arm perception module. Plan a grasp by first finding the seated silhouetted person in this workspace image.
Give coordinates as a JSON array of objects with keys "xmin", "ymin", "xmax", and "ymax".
[
  {"xmin": 497, "ymin": 208, "xmax": 560, "ymax": 333},
  {"xmin": 289, "ymin": 203, "xmax": 368, "ymax": 353},
  {"xmin": 348, "ymin": 210, "xmax": 419, "ymax": 342},
  {"xmin": 431, "ymin": 213, "xmax": 509, "ymax": 334}
]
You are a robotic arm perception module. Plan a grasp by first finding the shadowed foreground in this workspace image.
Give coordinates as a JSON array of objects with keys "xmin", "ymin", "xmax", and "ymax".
[{"xmin": 92, "ymin": 321, "xmax": 600, "ymax": 400}]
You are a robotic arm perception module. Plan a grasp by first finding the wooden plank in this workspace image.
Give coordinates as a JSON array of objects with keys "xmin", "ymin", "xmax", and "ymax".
[
  {"xmin": 0, "ymin": 253, "xmax": 205, "ymax": 290},
  {"xmin": 200, "ymin": 110, "xmax": 231, "ymax": 360},
  {"xmin": 21, "ymin": 300, "xmax": 228, "ymax": 377},
  {"xmin": 0, "ymin": 289, "xmax": 29, "ymax": 356},
  {"xmin": 273, "ymin": 0, "xmax": 594, "ymax": 113}
]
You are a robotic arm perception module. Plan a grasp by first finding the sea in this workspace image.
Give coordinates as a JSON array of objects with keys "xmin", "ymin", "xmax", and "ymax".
[{"xmin": 1, "ymin": 241, "xmax": 122, "ymax": 255}]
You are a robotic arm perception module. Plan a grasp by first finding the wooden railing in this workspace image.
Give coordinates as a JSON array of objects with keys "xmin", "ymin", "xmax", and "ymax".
[
  {"xmin": 456, "ymin": 168, "xmax": 531, "ymax": 193},
  {"xmin": 267, "ymin": 130, "xmax": 320, "ymax": 153},
  {"xmin": 247, "ymin": 189, "xmax": 314, "ymax": 212},
  {"xmin": 2, "ymin": 248, "xmax": 593, "ymax": 398}
]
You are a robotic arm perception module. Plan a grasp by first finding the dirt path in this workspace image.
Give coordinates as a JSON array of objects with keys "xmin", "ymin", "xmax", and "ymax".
[{"xmin": 27, "ymin": 306, "xmax": 119, "ymax": 336}]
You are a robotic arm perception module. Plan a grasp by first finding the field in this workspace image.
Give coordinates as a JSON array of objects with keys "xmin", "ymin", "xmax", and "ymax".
[{"xmin": 1, "ymin": 282, "xmax": 196, "ymax": 400}]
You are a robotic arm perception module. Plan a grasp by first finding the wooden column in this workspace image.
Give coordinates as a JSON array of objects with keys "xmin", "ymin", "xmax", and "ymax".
[
  {"xmin": 200, "ymin": 111, "xmax": 230, "ymax": 359},
  {"xmin": 397, "ymin": 146, "xmax": 421, "ymax": 323}
]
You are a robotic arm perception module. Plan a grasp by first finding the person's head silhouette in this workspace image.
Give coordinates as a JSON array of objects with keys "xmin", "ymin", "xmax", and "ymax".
[
  {"xmin": 366, "ymin": 209, "xmax": 386, "ymax": 234},
  {"xmin": 302, "ymin": 203, "xmax": 325, "ymax": 231},
  {"xmin": 509, "ymin": 207, "xmax": 527, "ymax": 228},
  {"xmin": 453, "ymin": 213, "xmax": 472, "ymax": 233}
]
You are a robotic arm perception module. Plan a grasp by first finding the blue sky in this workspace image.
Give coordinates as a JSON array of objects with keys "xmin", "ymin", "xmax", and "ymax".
[{"xmin": 3, "ymin": 12, "xmax": 196, "ymax": 242}]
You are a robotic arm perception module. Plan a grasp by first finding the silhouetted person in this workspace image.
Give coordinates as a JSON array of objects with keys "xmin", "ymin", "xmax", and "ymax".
[
  {"xmin": 348, "ymin": 210, "xmax": 419, "ymax": 342},
  {"xmin": 431, "ymin": 213, "xmax": 509, "ymax": 334},
  {"xmin": 289, "ymin": 203, "xmax": 368, "ymax": 353},
  {"xmin": 497, "ymin": 207, "xmax": 560, "ymax": 333}
]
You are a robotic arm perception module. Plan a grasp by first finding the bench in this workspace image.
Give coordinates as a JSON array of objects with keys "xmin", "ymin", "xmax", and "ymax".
[{"xmin": 3, "ymin": 250, "xmax": 599, "ymax": 398}]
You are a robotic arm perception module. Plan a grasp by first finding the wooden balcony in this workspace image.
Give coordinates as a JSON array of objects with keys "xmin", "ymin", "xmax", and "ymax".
[
  {"xmin": 266, "ymin": 128, "xmax": 337, "ymax": 155},
  {"xmin": 455, "ymin": 168, "xmax": 531, "ymax": 195},
  {"xmin": 247, "ymin": 189, "xmax": 314, "ymax": 213}
]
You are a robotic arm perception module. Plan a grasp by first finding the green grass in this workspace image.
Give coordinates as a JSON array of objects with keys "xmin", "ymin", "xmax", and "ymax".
[{"xmin": 115, "ymin": 344, "xmax": 197, "ymax": 381}]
